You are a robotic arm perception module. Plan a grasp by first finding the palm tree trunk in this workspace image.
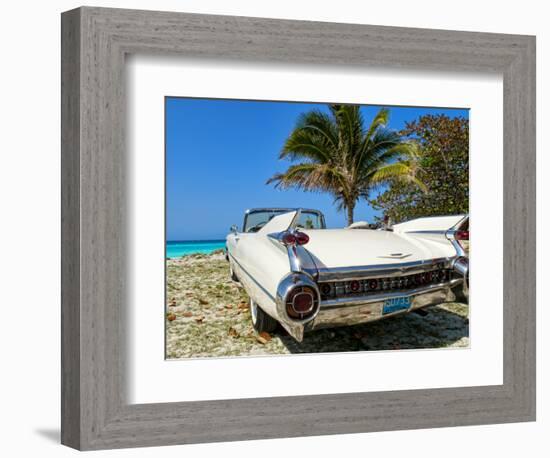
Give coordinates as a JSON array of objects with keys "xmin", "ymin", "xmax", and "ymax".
[{"xmin": 346, "ymin": 204, "xmax": 355, "ymax": 226}]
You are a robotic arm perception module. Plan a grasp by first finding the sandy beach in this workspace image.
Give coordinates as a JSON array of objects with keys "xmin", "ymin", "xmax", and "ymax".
[{"xmin": 165, "ymin": 251, "xmax": 469, "ymax": 359}]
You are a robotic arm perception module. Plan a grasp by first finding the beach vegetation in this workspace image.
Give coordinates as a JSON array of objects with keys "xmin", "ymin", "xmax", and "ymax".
[
  {"xmin": 267, "ymin": 105, "xmax": 424, "ymax": 225},
  {"xmin": 370, "ymin": 114, "xmax": 469, "ymax": 223}
]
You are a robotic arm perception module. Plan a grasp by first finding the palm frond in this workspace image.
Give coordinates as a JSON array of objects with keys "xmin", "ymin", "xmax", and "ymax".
[
  {"xmin": 267, "ymin": 104, "xmax": 425, "ymax": 225},
  {"xmin": 332, "ymin": 105, "xmax": 364, "ymax": 162},
  {"xmin": 281, "ymin": 110, "xmax": 339, "ymax": 158},
  {"xmin": 357, "ymin": 126, "xmax": 402, "ymax": 170},
  {"xmin": 266, "ymin": 162, "xmax": 346, "ymax": 193},
  {"xmin": 364, "ymin": 107, "xmax": 390, "ymax": 141},
  {"xmin": 369, "ymin": 162, "xmax": 412, "ymax": 182},
  {"xmin": 281, "ymin": 128, "xmax": 335, "ymax": 163},
  {"xmin": 360, "ymin": 141, "xmax": 417, "ymax": 172},
  {"xmin": 369, "ymin": 162, "xmax": 427, "ymax": 192}
]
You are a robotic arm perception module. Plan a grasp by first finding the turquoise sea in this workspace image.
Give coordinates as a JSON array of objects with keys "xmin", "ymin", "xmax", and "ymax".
[{"xmin": 166, "ymin": 240, "xmax": 226, "ymax": 258}]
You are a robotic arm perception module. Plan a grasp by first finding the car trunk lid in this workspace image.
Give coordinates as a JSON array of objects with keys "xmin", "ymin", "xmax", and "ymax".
[{"xmin": 301, "ymin": 228, "xmax": 456, "ymax": 269}]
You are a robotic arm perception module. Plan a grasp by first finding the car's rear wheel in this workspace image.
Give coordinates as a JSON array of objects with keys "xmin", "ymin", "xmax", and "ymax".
[
  {"xmin": 250, "ymin": 299, "xmax": 278, "ymax": 333},
  {"xmin": 229, "ymin": 261, "xmax": 239, "ymax": 282}
]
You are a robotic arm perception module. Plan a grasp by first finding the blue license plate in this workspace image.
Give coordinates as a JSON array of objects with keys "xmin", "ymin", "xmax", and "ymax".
[{"xmin": 383, "ymin": 296, "xmax": 412, "ymax": 314}]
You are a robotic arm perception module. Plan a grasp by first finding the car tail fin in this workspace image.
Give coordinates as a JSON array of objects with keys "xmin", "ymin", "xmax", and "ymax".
[
  {"xmin": 392, "ymin": 214, "xmax": 467, "ymax": 234},
  {"xmin": 257, "ymin": 210, "xmax": 297, "ymax": 234}
]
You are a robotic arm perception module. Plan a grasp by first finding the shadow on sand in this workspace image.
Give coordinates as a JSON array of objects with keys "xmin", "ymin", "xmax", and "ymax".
[{"xmin": 278, "ymin": 304, "xmax": 469, "ymax": 354}]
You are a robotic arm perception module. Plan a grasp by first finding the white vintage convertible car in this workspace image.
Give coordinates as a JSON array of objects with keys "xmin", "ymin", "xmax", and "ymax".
[{"xmin": 226, "ymin": 208, "xmax": 469, "ymax": 342}]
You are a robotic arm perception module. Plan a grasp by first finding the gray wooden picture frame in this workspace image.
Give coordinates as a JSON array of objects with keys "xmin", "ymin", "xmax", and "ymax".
[{"xmin": 61, "ymin": 6, "xmax": 536, "ymax": 451}]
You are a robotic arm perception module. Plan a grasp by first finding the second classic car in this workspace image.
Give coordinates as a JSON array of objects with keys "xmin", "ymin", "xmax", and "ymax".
[{"xmin": 226, "ymin": 208, "xmax": 469, "ymax": 342}]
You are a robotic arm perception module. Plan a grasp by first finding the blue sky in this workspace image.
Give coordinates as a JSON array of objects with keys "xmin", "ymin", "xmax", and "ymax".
[{"xmin": 166, "ymin": 98, "xmax": 468, "ymax": 241}]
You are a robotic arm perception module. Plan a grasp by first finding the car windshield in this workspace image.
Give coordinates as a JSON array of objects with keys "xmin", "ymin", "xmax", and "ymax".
[{"xmin": 244, "ymin": 210, "xmax": 324, "ymax": 233}]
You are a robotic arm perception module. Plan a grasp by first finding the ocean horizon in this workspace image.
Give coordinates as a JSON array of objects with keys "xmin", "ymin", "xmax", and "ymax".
[{"xmin": 166, "ymin": 239, "xmax": 226, "ymax": 258}]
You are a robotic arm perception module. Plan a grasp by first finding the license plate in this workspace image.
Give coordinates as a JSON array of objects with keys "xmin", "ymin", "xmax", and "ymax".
[{"xmin": 383, "ymin": 296, "xmax": 412, "ymax": 314}]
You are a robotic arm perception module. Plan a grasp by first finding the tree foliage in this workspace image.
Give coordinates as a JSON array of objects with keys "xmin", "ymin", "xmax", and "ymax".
[
  {"xmin": 267, "ymin": 105, "xmax": 423, "ymax": 225},
  {"xmin": 369, "ymin": 114, "xmax": 469, "ymax": 223}
]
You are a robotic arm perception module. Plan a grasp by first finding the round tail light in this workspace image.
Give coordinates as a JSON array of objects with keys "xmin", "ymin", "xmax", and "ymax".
[
  {"xmin": 295, "ymin": 231, "xmax": 310, "ymax": 245},
  {"xmin": 281, "ymin": 231, "xmax": 310, "ymax": 246},
  {"xmin": 455, "ymin": 230, "xmax": 469, "ymax": 241},
  {"xmin": 320, "ymin": 283, "xmax": 332, "ymax": 296},
  {"xmin": 286, "ymin": 286, "xmax": 318, "ymax": 319},
  {"xmin": 349, "ymin": 280, "xmax": 361, "ymax": 292},
  {"xmin": 281, "ymin": 232, "xmax": 296, "ymax": 245}
]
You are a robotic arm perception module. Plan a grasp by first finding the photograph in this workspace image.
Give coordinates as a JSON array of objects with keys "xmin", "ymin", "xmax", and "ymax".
[
  {"xmin": 0, "ymin": 0, "xmax": 540, "ymax": 454},
  {"xmin": 165, "ymin": 98, "xmax": 470, "ymax": 359}
]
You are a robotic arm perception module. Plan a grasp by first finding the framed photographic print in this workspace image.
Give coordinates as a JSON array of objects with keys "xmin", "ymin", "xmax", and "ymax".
[
  {"xmin": 163, "ymin": 97, "xmax": 470, "ymax": 359},
  {"xmin": 61, "ymin": 6, "xmax": 536, "ymax": 450}
]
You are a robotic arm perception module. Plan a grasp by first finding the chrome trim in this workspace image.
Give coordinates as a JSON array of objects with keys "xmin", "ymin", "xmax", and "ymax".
[
  {"xmin": 244, "ymin": 207, "xmax": 323, "ymax": 215},
  {"xmin": 445, "ymin": 215, "xmax": 469, "ymax": 300},
  {"xmin": 275, "ymin": 272, "xmax": 320, "ymax": 325},
  {"xmin": 452, "ymin": 257, "xmax": 468, "ymax": 277},
  {"xmin": 315, "ymin": 257, "xmax": 453, "ymax": 282},
  {"xmin": 310, "ymin": 285, "xmax": 458, "ymax": 329},
  {"xmin": 268, "ymin": 227, "xmax": 316, "ymax": 274},
  {"xmin": 287, "ymin": 244, "xmax": 301, "ymax": 273},
  {"xmin": 320, "ymin": 279, "xmax": 462, "ymax": 309},
  {"xmin": 452, "ymin": 256, "xmax": 469, "ymax": 299},
  {"xmin": 445, "ymin": 215, "xmax": 469, "ymax": 258},
  {"xmin": 289, "ymin": 208, "xmax": 302, "ymax": 229},
  {"xmin": 404, "ymin": 230, "xmax": 447, "ymax": 235},
  {"xmin": 249, "ymin": 298, "xmax": 258, "ymax": 325},
  {"xmin": 242, "ymin": 207, "xmax": 326, "ymax": 232},
  {"xmin": 446, "ymin": 236, "xmax": 466, "ymax": 258},
  {"xmin": 377, "ymin": 253, "xmax": 413, "ymax": 260}
]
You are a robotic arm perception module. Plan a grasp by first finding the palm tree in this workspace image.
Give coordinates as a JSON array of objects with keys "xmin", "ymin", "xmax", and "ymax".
[{"xmin": 267, "ymin": 105, "xmax": 425, "ymax": 225}]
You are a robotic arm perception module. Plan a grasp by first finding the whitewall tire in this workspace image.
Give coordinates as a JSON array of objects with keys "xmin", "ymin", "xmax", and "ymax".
[
  {"xmin": 229, "ymin": 261, "xmax": 239, "ymax": 282},
  {"xmin": 249, "ymin": 299, "xmax": 278, "ymax": 333}
]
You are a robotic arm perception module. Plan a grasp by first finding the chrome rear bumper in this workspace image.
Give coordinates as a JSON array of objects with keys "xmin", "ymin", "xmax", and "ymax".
[{"xmin": 307, "ymin": 280, "xmax": 463, "ymax": 330}]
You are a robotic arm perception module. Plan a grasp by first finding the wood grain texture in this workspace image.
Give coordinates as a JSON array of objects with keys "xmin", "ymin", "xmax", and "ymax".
[
  {"xmin": 61, "ymin": 6, "xmax": 536, "ymax": 450},
  {"xmin": 60, "ymin": 7, "xmax": 81, "ymax": 449}
]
